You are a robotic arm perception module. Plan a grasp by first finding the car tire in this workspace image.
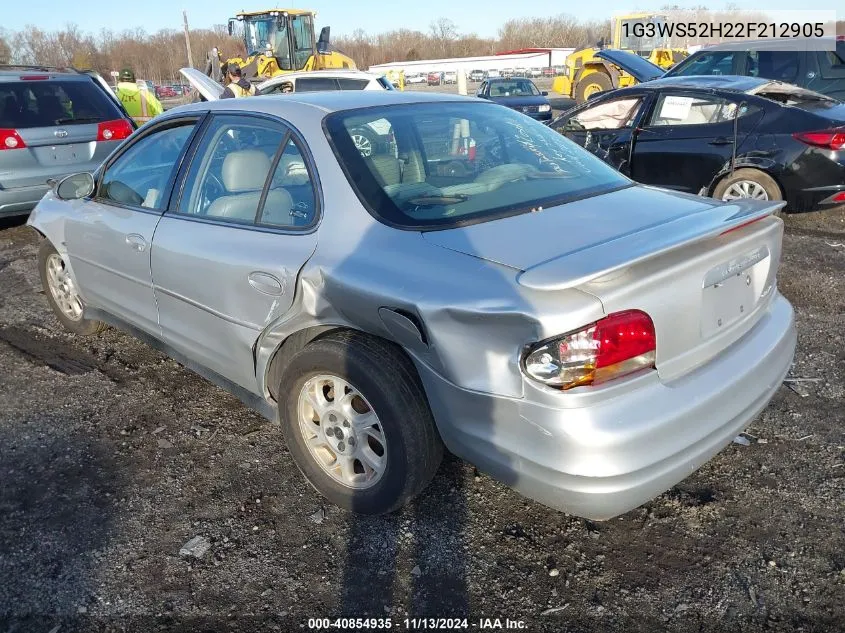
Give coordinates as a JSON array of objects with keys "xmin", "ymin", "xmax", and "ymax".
[
  {"xmin": 278, "ymin": 330, "xmax": 443, "ymax": 515},
  {"xmin": 712, "ymin": 169, "xmax": 783, "ymax": 211},
  {"xmin": 37, "ymin": 240, "xmax": 107, "ymax": 336},
  {"xmin": 575, "ymin": 72, "xmax": 613, "ymax": 104},
  {"xmin": 349, "ymin": 127, "xmax": 377, "ymax": 158}
]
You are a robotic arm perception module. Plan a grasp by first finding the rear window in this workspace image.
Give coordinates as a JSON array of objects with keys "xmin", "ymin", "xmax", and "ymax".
[
  {"xmin": 337, "ymin": 78, "xmax": 370, "ymax": 90},
  {"xmin": 0, "ymin": 78, "xmax": 123, "ymax": 129},
  {"xmin": 325, "ymin": 102, "xmax": 630, "ymax": 230}
]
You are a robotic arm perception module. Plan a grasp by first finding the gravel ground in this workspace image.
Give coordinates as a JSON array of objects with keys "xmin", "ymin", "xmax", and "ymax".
[{"xmin": 1, "ymin": 204, "xmax": 844, "ymax": 633}]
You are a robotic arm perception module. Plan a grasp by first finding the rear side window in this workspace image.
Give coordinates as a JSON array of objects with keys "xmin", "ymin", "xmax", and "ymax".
[
  {"xmin": 647, "ymin": 94, "xmax": 758, "ymax": 127},
  {"xmin": 295, "ymin": 77, "xmax": 340, "ymax": 92},
  {"xmin": 0, "ymin": 79, "xmax": 123, "ymax": 129},
  {"xmin": 337, "ymin": 78, "xmax": 370, "ymax": 90}
]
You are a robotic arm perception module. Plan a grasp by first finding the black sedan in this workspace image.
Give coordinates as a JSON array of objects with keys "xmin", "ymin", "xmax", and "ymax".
[
  {"xmin": 550, "ymin": 75, "xmax": 845, "ymax": 212},
  {"xmin": 476, "ymin": 78, "xmax": 553, "ymax": 121}
]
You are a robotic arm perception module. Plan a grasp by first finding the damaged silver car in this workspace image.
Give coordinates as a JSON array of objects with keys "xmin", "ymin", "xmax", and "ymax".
[{"xmin": 28, "ymin": 91, "xmax": 797, "ymax": 518}]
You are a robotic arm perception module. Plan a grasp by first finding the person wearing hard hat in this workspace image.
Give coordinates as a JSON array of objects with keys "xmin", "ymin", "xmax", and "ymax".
[
  {"xmin": 220, "ymin": 65, "xmax": 256, "ymax": 99},
  {"xmin": 115, "ymin": 68, "xmax": 163, "ymax": 126}
]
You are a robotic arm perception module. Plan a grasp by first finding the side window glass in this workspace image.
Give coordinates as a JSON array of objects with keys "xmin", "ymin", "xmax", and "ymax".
[
  {"xmin": 177, "ymin": 115, "xmax": 286, "ymax": 223},
  {"xmin": 750, "ymin": 51, "xmax": 801, "ymax": 84},
  {"xmin": 336, "ymin": 78, "xmax": 370, "ymax": 90},
  {"xmin": 648, "ymin": 94, "xmax": 739, "ymax": 127},
  {"xmin": 295, "ymin": 77, "xmax": 340, "ymax": 92},
  {"xmin": 258, "ymin": 136, "xmax": 317, "ymax": 228},
  {"xmin": 562, "ymin": 98, "xmax": 643, "ymax": 131},
  {"xmin": 98, "ymin": 123, "xmax": 194, "ymax": 209}
]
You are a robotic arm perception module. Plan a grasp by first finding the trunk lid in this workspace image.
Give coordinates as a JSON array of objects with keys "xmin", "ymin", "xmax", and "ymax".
[{"xmin": 423, "ymin": 184, "xmax": 785, "ymax": 381}]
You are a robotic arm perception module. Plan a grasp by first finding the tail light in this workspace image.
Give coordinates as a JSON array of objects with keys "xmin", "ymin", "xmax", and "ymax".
[
  {"xmin": 523, "ymin": 310, "xmax": 656, "ymax": 390},
  {"xmin": 792, "ymin": 130, "xmax": 845, "ymax": 151},
  {"xmin": 97, "ymin": 119, "xmax": 133, "ymax": 142},
  {"xmin": 0, "ymin": 129, "xmax": 26, "ymax": 150}
]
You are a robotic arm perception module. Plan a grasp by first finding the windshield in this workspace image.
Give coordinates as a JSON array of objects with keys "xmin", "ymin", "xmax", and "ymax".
[
  {"xmin": 325, "ymin": 102, "xmax": 630, "ymax": 230},
  {"xmin": 618, "ymin": 16, "xmax": 670, "ymax": 54},
  {"xmin": 243, "ymin": 15, "xmax": 292, "ymax": 68},
  {"xmin": 489, "ymin": 80, "xmax": 540, "ymax": 97}
]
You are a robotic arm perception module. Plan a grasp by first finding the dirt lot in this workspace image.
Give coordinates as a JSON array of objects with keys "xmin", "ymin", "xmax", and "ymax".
[{"xmin": 1, "ymin": 204, "xmax": 844, "ymax": 633}]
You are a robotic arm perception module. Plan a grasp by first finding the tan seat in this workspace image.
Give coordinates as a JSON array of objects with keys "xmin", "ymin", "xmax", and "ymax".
[
  {"xmin": 366, "ymin": 155, "xmax": 402, "ymax": 187},
  {"xmin": 207, "ymin": 149, "xmax": 292, "ymax": 222}
]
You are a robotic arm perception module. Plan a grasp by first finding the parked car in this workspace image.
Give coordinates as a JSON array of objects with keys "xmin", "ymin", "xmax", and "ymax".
[
  {"xmin": 663, "ymin": 37, "xmax": 845, "ymax": 101},
  {"xmin": 542, "ymin": 67, "xmax": 556, "ymax": 77},
  {"xmin": 427, "ymin": 71, "xmax": 444, "ymax": 86},
  {"xmin": 528, "ymin": 67, "xmax": 543, "ymax": 78},
  {"xmin": 180, "ymin": 68, "xmax": 394, "ymax": 100},
  {"xmin": 28, "ymin": 91, "xmax": 796, "ymax": 518},
  {"xmin": 483, "ymin": 69, "xmax": 501, "ymax": 80},
  {"xmin": 501, "ymin": 68, "xmax": 514, "ymax": 78},
  {"xmin": 469, "ymin": 69, "xmax": 485, "ymax": 82},
  {"xmin": 476, "ymin": 77, "xmax": 553, "ymax": 121},
  {"xmin": 155, "ymin": 85, "xmax": 177, "ymax": 98},
  {"xmin": 550, "ymin": 75, "xmax": 845, "ymax": 212},
  {"xmin": 405, "ymin": 73, "xmax": 427, "ymax": 85},
  {"xmin": 0, "ymin": 65, "xmax": 135, "ymax": 217},
  {"xmin": 444, "ymin": 71, "xmax": 458, "ymax": 84}
]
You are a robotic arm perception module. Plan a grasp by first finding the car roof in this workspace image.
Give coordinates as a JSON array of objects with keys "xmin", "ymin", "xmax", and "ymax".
[
  {"xmin": 691, "ymin": 37, "xmax": 836, "ymax": 52},
  {"xmin": 633, "ymin": 75, "xmax": 772, "ymax": 93},
  {"xmin": 0, "ymin": 65, "xmax": 90, "ymax": 80},
  {"xmin": 178, "ymin": 90, "xmax": 476, "ymax": 116}
]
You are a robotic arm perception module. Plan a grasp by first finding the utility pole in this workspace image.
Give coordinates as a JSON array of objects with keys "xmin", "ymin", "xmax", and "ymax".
[{"xmin": 183, "ymin": 10, "xmax": 195, "ymax": 68}]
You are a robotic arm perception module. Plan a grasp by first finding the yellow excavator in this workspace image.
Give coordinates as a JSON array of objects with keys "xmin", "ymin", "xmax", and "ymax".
[
  {"xmin": 553, "ymin": 13, "xmax": 688, "ymax": 104},
  {"xmin": 206, "ymin": 8, "xmax": 356, "ymax": 83}
]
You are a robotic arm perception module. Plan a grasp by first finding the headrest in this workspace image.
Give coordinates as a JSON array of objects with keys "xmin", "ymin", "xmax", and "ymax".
[{"xmin": 222, "ymin": 150, "xmax": 271, "ymax": 192}]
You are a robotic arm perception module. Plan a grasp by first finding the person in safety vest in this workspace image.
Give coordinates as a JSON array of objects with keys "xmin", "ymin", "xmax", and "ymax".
[
  {"xmin": 115, "ymin": 68, "xmax": 163, "ymax": 126},
  {"xmin": 220, "ymin": 65, "xmax": 256, "ymax": 99}
]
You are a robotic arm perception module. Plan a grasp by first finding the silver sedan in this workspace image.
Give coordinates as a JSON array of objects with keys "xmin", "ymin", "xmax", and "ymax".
[{"xmin": 27, "ymin": 91, "xmax": 796, "ymax": 518}]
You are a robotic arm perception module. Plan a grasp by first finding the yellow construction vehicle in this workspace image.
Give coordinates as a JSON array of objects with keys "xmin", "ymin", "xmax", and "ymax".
[
  {"xmin": 553, "ymin": 13, "xmax": 688, "ymax": 104},
  {"xmin": 206, "ymin": 8, "xmax": 356, "ymax": 83}
]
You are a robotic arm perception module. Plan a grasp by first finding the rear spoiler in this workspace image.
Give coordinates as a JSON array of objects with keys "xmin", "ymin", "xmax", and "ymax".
[{"xmin": 517, "ymin": 198, "xmax": 785, "ymax": 291}]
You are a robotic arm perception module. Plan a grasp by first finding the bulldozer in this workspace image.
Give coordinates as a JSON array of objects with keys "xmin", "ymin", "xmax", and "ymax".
[
  {"xmin": 206, "ymin": 8, "xmax": 356, "ymax": 84},
  {"xmin": 553, "ymin": 13, "xmax": 688, "ymax": 104}
]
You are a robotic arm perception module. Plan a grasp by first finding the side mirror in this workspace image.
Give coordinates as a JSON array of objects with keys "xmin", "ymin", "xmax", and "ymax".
[
  {"xmin": 55, "ymin": 172, "xmax": 95, "ymax": 201},
  {"xmin": 227, "ymin": 19, "xmax": 234, "ymax": 36},
  {"xmin": 541, "ymin": 91, "xmax": 548, "ymax": 96},
  {"xmin": 317, "ymin": 27, "xmax": 330, "ymax": 55}
]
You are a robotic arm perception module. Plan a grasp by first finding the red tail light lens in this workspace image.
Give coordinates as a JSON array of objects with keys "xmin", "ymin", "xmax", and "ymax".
[
  {"xmin": 793, "ymin": 130, "xmax": 845, "ymax": 151},
  {"xmin": 96, "ymin": 119, "xmax": 133, "ymax": 142},
  {"xmin": 0, "ymin": 129, "xmax": 26, "ymax": 150},
  {"xmin": 523, "ymin": 310, "xmax": 656, "ymax": 390}
]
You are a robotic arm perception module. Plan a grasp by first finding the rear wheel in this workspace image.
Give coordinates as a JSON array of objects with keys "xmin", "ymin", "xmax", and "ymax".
[
  {"xmin": 712, "ymin": 168, "xmax": 782, "ymax": 206},
  {"xmin": 278, "ymin": 330, "xmax": 443, "ymax": 515},
  {"xmin": 575, "ymin": 72, "xmax": 613, "ymax": 104},
  {"xmin": 37, "ymin": 240, "xmax": 106, "ymax": 336}
]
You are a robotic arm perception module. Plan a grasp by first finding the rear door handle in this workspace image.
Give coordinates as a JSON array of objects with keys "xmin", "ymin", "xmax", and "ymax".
[
  {"xmin": 248, "ymin": 271, "xmax": 285, "ymax": 296},
  {"xmin": 708, "ymin": 137, "xmax": 734, "ymax": 146},
  {"xmin": 125, "ymin": 234, "xmax": 147, "ymax": 252}
]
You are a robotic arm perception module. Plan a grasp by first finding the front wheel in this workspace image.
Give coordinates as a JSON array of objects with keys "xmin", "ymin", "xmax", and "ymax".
[
  {"xmin": 278, "ymin": 330, "xmax": 443, "ymax": 515},
  {"xmin": 575, "ymin": 72, "xmax": 613, "ymax": 104},
  {"xmin": 37, "ymin": 240, "xmax": 107, "ymax": 336}
]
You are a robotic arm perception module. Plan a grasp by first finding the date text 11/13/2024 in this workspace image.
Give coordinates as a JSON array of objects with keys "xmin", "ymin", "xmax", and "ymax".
[{"xmin": 307, "ymin": 618, "xmax": 528, "ymax": 629}]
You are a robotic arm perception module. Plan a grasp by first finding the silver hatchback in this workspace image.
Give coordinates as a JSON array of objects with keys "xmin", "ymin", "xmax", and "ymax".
[
  {"xmin": 28, "ymin": 91, "xmax": 796, "ymax": 518},
  {"xmin": 0, "ymin": 66, "xmax": 135, "ymax": 216}
]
